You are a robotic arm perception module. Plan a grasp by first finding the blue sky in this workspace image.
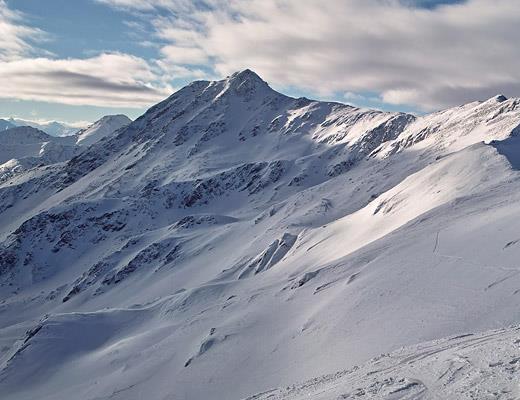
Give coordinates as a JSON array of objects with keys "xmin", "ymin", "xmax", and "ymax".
[{"xmin": 2, "ymin": 0, "xmax": 519, "ymax": 125}]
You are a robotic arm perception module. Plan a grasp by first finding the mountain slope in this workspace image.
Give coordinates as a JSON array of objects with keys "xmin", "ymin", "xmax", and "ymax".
[{"xmin": 1, "ymin": 70, "xmax": 520, "ymax": 400}]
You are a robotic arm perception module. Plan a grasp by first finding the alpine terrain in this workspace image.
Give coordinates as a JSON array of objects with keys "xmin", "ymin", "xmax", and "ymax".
[{"xmin": 1, "ymin": 70, "xmax": 520, "ymax": 400}]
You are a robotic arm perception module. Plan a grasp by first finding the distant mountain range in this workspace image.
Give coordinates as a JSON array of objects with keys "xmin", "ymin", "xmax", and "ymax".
[
  {"xmin": 2, "ymin": 118, "xmax": 83, "ymax": 137},
  {"xmin": 0, "ymin": 115, "xmax": 131, "ymax": 183},
  {"xmin": 1, "ymin": 70, "xmax": 520, "ymax": 399}
]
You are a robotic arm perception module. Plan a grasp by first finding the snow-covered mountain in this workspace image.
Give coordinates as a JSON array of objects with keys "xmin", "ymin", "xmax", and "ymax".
[
  {"xmin": 7, "ymin": 118, "xmax": 82, "ymax": 137},
  {"xmin": 0, "ymin": 116, "xmax": 132, "ymax": 184},
  {"xmin": 1, "ymin": 70, "xmax": 520, "ymax": 400},
  {"xmin": 75, "ymin": 114, "xmax": 131, "ymax": 146},
  {"xmin": 0, "ymin": 126, "xmax": 77, "ymax": 163}
]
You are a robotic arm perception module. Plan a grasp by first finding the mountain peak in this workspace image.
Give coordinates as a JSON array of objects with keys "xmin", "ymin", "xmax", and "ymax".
[
  {"xmin": 226, "ymin": 69, "xmax": 269, "ymax": 90},
  {"xmin": 76, "ymin": 114, "xmax": 131, "ymax": 146},
  {"xmin": 229, "ymin": 68, "xmax": 263, "ymax": 81},
  {"xmin": 488, "ymin": 94, "xmax": 508, "ymax": 103},
  {"xmin": 97, "ymin": 114, "xmax": 132, "ymax": 124}
]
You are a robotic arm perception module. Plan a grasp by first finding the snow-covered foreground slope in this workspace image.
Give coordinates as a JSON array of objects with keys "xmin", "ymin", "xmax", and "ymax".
[
  {"xmin": 245, "ymin": 325, "xmax": 520, "ymax": 400},
  {"xmin": 1, "ymin": 70, "xmax": 520, "ymax": 399}
]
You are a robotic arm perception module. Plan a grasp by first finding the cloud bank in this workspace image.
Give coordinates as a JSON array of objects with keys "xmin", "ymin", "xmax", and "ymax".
[
  {"xmin": 102, "ymin": 0, "xmax": 520, "ymax": 111},
  {"xmin": 3, "ymin": 0, "xmax": 520, "ymax": 111}
]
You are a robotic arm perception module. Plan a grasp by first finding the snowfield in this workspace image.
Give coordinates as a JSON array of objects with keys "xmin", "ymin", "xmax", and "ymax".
[{"xmin": 1, "ymin": 70, "xmax": 520, "ymax": 399}]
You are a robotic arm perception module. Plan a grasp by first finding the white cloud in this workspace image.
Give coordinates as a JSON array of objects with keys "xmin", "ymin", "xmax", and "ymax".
[
  {"xmin": 344, "ymin": 92, "xmax": 365, "ymax": 101},
  {"xmin": 0, "ymin": 0, "xmax": 47, "ymax": 61},
  {"xmin": 95, "ymin": 0, "xmax": 202, "ymax": 13},
  {"xmin": 95, "ymin": 0, "xmax": 175, "ymax": 11},
  {"xmin": 101, "ymin": 0, "xmax": 520, "ymax": 111},
  {"xmin": 0, "ymin": 53, "xmax": 172, "ymax": 107},
  {"xmin": 156, "ymin": 64, "xmax": 208, "ymax": 79},
  {"xmin": 160, "ymin": 45, "xmax": 209, "ymax": 65}
]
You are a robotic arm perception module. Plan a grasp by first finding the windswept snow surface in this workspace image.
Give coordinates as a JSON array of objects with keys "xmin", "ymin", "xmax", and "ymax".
[{"xmin": 1, "ymin": 70, "xmax": 520, "ymax": 399}]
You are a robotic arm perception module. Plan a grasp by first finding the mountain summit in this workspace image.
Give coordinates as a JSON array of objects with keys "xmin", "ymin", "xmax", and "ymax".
[
  {"xmin": 228, "ymin": 68, "xmax": 268, "ymax": 85},
  {"xmin": 1, "ymin": 71, "xmax": 520, "ymax": 399},
  {"xmin": 225, "ymin": 68, "xmax": 271, "ymax": 92},
  {"xmin": 75, "ymin": 114, "xmax": 131, "ymax": 146}
]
